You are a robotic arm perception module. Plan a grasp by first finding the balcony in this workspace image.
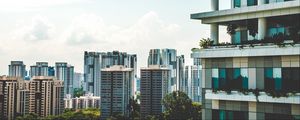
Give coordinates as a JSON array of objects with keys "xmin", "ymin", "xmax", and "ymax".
[
  {"xmin": 205, "ymin": 89, "xmax": 300, "ymax": 104},
  {"xmin": 192, "ymin": 42, "xmax": 300, "ymax": 58},
  {"xmin": 191, "ymin": 0, "xmax": 300, "ymax": 24}
]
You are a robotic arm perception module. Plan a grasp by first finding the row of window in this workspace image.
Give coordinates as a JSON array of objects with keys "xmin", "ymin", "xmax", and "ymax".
[
  {"xmin": 233, "ymin": 0, "xmax": 294, "ymax": 8},
  {"xmin": 211, "ymin": 67, "xmax": 300, "ymax": 92}
]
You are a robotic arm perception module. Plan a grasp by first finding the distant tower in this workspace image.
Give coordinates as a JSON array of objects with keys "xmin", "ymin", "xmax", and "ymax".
[
  {"xmin": 140, "ymin": 65, "xmax": 170, "ymax": 118},
  {"xmin": 8, "ymin": 61, "xmax": 26, "ymax": 78},
  {"xmin": 55, "ymin": 62, "xmax": 74, "ymax": 96},
  {"xmin": 100, "ymin": 65, "xmax": 133, "ymax": 119},
  {"xmin": 30, "ymin": 62, "xmax": 49, "ymax": 77}
]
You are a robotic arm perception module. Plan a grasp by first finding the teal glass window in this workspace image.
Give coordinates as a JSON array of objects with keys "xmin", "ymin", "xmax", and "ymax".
[
  {"xmin": 212, "ymin": 69, "xmax": 219, "ymax": 89},
  {"xmin": 232, "ymin": 31, "xmax": 241, "ymax": 44},
  {"xmin": 273, "ymin": 68, "xmax": 282, "ymax": 91},
  {"xmin": 234, "ymin": 0, "xmax": 241, "ymax": 8},
  {"xmin": 267, "ymin": 27, "xmax": 285, "ymax": 37},
  {"xmin": 265, "ymin": 68, "xmax": 274, "ymax": 90},
  {"xmin": 241, "ymin": 68, "xmax": 248, "ymax": 89},
  {"xmin": 247, "ymin": 0, "xmax": 258, "ymax": 6},
  {"xmin": 220, "ymin": 110, "xmax": 226, "ymax": 120}
]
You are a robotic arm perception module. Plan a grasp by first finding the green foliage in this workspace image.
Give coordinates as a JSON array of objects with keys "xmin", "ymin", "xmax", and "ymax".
[
  {"xmin": 73, "ymin": 87, "xmax": 84, "ymax": 98},
  {"xmin": 17, "ymin": 108, "xmax": 100, "ymax": 120},
  {"xmin": 16, "ymin": 113, "xmax": 40, "ymax": 120},
  {"xmin": 227, "ymin": 24, "xmax": 237, "ymax": 35},
  {"xmin": 129, "ymin": 97, "xmax": 141, "ymax": 120},
  {"xmin": 162, "ymin": 91, "xmax": 202, "ymax": 120},
  {"xmin": 199, "ymin": 38, "xmax": 213, "ymax": 48}
]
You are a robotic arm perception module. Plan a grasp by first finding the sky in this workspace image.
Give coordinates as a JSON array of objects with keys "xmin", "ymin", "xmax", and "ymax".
[{"xmin": 0, "ymin": 0, "xmax": 231, "ymax": 76}]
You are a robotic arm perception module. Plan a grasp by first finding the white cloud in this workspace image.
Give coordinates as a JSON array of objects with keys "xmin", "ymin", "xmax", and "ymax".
[
  {"xmin": 13, "ymin": 16, "xmax": 55, "ymax": 41},
  {"xmin": 2, "ymin": 11, "xmax": 186, "ymax": 75}
]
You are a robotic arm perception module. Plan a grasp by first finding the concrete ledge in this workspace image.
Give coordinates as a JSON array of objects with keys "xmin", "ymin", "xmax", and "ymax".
[{"xmin": 191, "ymin": 44, "xmax": 300, "ymax": 58}]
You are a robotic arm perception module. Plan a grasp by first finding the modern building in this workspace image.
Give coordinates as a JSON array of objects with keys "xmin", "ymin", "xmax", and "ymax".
[
  {"xmin": 30, "ymin": 62, "xmax": 49, "ymax": 77},
  {"xmin": 84, "ymin": 51, "xmax": 137, "ymax": 97},
  {"xmin": 191, "ymin": 0, "xmax": 300, "ymax": 119},
  {"xmin": 48, "ymin": 66, "xmax": 55, "ymax": 76},
  {"xmin": 185, "ymin": 65, "xmax": 202, "ymax": 103},
  {"xmin": 176, "ymin": 55, "xmax": 186, "ymax": 92},
  {"xmin": 0, "ymin": 76, "xmax": 64, "ymax": 119},
  {"xmin": 55, "ymin": 62, "xmax": 74, "ymax": 96},
  {"xmin": 0, "ymin": 76, "xmax": 20, "ymax": 120},
  {"xmin": 8, "ymin": 61, "xmax": 26, "ymax": 78},
  {"xmin": 64, "ymin": 93, "xmax": 100, "ymax": 109},
  {"xmin": 148, "ymin": 49, "xmax": 162, "ymax": 66},
  {"xmin": 100, "ymin": 65, "xmax": 133, "ymax": 119},
  {"xmin": 74, "ymin": 72, "xmax": 83, "ymax": 89},
  {"xmin": 147, "ymin": 49, "xmax": 185, "ymax": 92},
  {"xmin": 140, "ymin": 65, "xmax": 171, "ymax": 118}
]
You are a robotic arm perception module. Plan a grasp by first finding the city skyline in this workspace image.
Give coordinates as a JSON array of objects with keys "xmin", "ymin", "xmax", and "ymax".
[{"xmin": 0, "ymin": 0, "xmax": 231, "ymax": 75}]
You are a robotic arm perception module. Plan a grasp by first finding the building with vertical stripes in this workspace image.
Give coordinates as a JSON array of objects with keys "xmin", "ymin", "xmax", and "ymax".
[{"xmin": 191, "ymin": 0, "xmax": 300, "ymax": 119}]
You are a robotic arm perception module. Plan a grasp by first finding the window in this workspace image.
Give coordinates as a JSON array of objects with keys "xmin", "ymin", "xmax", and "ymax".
[
  {"xmin": 234, "ymin": 0, "xmax": 241, "ymax": 8},
  {"xmin": 265, "ymin": 67, "xmax": 300, "ymax": 92},
  {"xmin": 212, "ymin": 110, "xmax": 249, "ymax": 120},
  {"xmin": 267, "ymin": 27, "xmax": 285, "ymax": 37},
  {"xmin": 211, "ymin": 68, "xmax": 248, "ymax": 90},
  {"xmin": 232, "ymin": 31, "xmax": 241, "ymax": 44},
  {"xmin": 247, "ymin": 0, "xmax": 258, "ymax": 6},
  {"xmin": 282, "ymin": 67, "xmax": 300, "ymax": 92},
  {"xmin": 212, "ymin": 69, "xmax": 219, "ymax": 89}
]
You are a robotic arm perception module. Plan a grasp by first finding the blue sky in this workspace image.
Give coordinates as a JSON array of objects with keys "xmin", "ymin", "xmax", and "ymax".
[{"xmin": 0, "ymin": 0, "xmax": 231, "ymax": 75}]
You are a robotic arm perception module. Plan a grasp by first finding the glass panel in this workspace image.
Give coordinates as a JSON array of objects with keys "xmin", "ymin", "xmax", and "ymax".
[
  {"xmin": 273, "ymin": 68, "xmax": 282, "ymax": 91},
  {"xmin": 212, "ymin": 69, "xmax": 219, "ymax": 89},
  {"xmin": 219, "ymin": 69, "xmax": 226, "ymax": 89},
  {"xmin": 232, "ymin": 31, "xmax": 241, "ymax": 44},
  {"xmin": 241, "ymin": 68, "xmax": 249, "ymax": 89},
  {"xmin": 220, "ymin": 110, "xmax": 226, "ymax": 120},
  {"xmin": 234, "ymin": 0, "xmax": 241, "ymax": 8},
  {"xmin": 265, "ymin": 68, "xmax": 274, "ymax": 90},
  {"xmin": 227, "ymin": 111, "xmax": 234, "ymax": 120},
  {"xmin": 247, "ymin": 0, "xmax": 257, "ymax": 6}
]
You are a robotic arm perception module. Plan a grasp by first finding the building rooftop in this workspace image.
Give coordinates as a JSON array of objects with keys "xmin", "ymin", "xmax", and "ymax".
[
  {"xmin": 101, "ymin": 65, "xmax": 133, "ymax": 71},
  {"xmin": 140, "ymin": 65, "xmax": 170, "ymax": 70}
]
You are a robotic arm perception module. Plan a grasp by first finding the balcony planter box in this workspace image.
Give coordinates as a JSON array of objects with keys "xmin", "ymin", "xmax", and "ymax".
[{"xmin": 205, "ymin": 89, "xmax": 300, "ymax": 104}]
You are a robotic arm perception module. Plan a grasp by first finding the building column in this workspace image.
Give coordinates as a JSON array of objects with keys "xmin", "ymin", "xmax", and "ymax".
[
  {"xmin": 258, "ymin": 17, "xmax": 267, "ymax": 40},
  {"xmin": 211, "ymin": 24, "xmax": 219, "ymax": 44},
  {"xmin": 211, "ymin": 0, "xmax": 219, "ymax": 44},
  {"xmin": 211, "ymin": 0, "xmax": 219, "ymax": 11}
]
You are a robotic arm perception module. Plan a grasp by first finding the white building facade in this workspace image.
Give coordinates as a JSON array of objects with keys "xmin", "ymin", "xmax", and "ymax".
[{"xmin": 191, "ymin": 0, "xmax": 300, "ymax": 119}]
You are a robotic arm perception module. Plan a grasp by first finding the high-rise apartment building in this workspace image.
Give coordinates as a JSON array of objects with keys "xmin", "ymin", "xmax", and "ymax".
[
  {"xmin": 0, "ymin": 76, "xmax": 64, "ymax": 119},
  {"xmin": 191, "ymin": 0, "xmax": 300, "ymax": 119},
  {"xmin": 140, "ymin": 65, "xmax": 171, "ymax": 118},
  {"xmin": 55, "ymin": 62, "xmax": 74, "ymax": 96},
  {"xmin": 147, "ymin": 49, "xmax": 185, "ymax": 92},
  {"xmin": 0, "ymin": 76, "xmax": 20, "ymax": 120},
  {"xmin": 64, "ymin": 93, "xmax": 100, "ymax": 109},
  {"xmin": 8, "ymin": 61, "xmax": 26, "ymax": 78},
  {"xmin": 84, "ymin": 51, "xmax": 137, "ymax": 96},
  {"xmin": 185, "ymin": 65, "xmax": 202, "ymax": 103},
  {"xmin": 148, "ymin": 49, "xmax": 162, "ymax": 66},
  {"xmin": 30, "ymin": 62, "xmax": 49, "ymax": 77},
  {"xmin": 74, "ymin": 72, "xmax": 83, "ymax": 89},
  {"xmin": 176, "ymin": 55, "xmax": 186, "ymax": 92},
  {"xmin": 100, "ymin": 65, "xmax": 133, "ymax": 119}
]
